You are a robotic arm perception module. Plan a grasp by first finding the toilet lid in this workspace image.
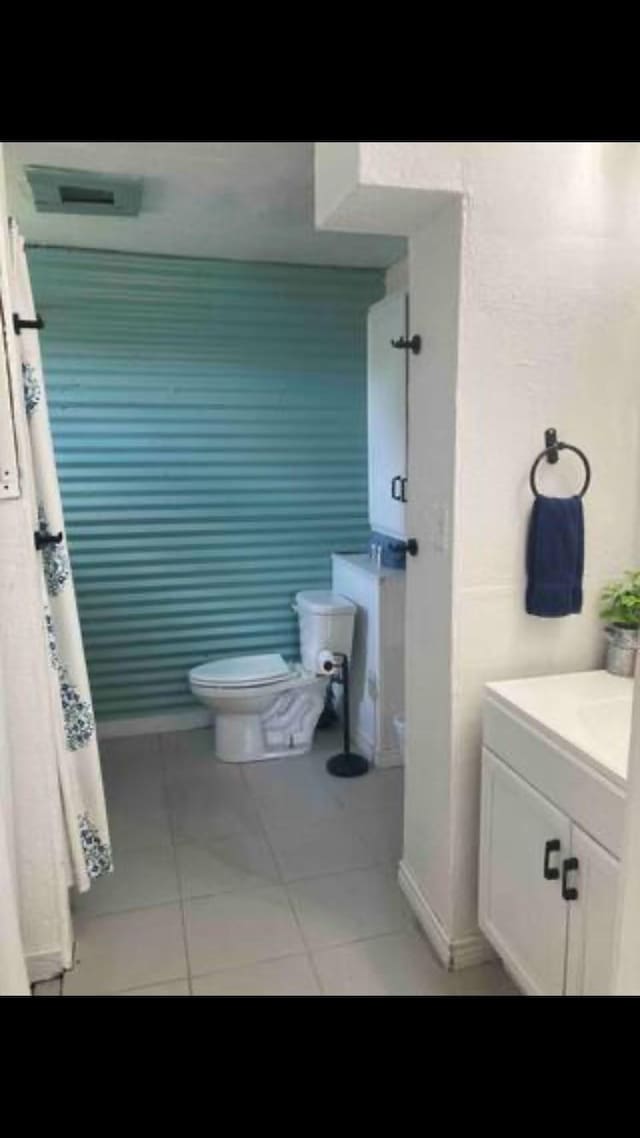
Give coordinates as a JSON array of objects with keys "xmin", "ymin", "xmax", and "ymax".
[{"xmin": 189, "ymin": 653, "xmax": 291, "ymax": 689}]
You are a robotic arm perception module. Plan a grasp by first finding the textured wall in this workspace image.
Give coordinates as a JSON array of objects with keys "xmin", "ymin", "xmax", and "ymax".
[
  {"xmin": 29, "ymin": 247, "xmax": 384, "ymax": 722},
  {"xmin": 316, "ymin": 141, "xmax": 640, "ymax": 947}
]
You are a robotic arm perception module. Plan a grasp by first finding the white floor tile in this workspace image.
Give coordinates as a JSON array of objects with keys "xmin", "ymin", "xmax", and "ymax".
[
  {"xmin": 176, "ymin": 833, "xmax": 280, "ymax": 898},
  {"xmin": 64, "ymin": 903, "xmax": 188, "ymax": 995},
  {"xmin": 265, "ymin": 816, "xmax": 375, "ymax": 882},
  {"xmin": 69, "ymin": 726, "xmax": 416, "ymax": 998},
  {"xmin": 327, "ymin": 766, "xmax": 404, "ymax": 816},
  {"xmin": 448, "ymin": 961, "xmax": 522, "ymax": 996},
  {"xmin": 312, "ymin": 931, "xmax": 449, "ymax": 995},
  {"xmin": 312, "ymin": 932, "xmax": 520, "ymax": 996},
  {"xmin": 101, "ymin": 734, "xmax": 163, "ymax": 790},
  {"xmin": 192, "ymin": 954, "xmax": 321, "ymax": 996},
  {"xmin": 167, "ymin": 769, "xmax": 263, "ymax": 843},
  {"xmin": 244, "ymin": 753, "xmax": 344, "ymax": 826},
  {"xmin": 162, "ymin": 727, "xmax": 219, "ymax": 779},
  {"xmin": 116, "ymin": 979, "xmax": 190, "ymax": 996},
  {"xmin": 100, "ymin": 732, "xmax": 161, "ymax": 764},
  {"xmin": 287, "ymin": 866, "xmax": 414, "ymax": 950},
  {"xmin": 350, "ymin": 808, "xmax": 404, "ymax": 865},
  {"xmin": 106, "ymin": 792, "xmax": 172, "ymax": 853},
  {"xmin": 72, "ymin": 845, "xmax": 179, "ymax": 918},
  {"xmin": 301, "ymin": 727, "xmax": 343, "ymax": 762},
  {"xmin": 183, "ymin": 887, "xmax": 305, "ymax": 975}
]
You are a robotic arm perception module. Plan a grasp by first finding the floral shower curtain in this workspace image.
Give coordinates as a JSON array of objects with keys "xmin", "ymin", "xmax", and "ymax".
[{"xmin": 10, "ymin": 222, "xmax": 112, "ymax": 892}]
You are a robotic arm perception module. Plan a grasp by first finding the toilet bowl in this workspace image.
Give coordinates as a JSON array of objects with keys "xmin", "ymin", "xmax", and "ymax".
[{"xmin": 189, "ymin": 653, "xmax": 328, "ymax": 763}]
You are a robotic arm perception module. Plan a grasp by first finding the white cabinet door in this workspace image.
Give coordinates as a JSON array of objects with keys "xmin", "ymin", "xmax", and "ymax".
[
  {"xmin": 565, "ymin": 825, "xmax": 620, "ymax": 996},
  {"xmin": 367, "ymin": 292, "xmax": 407, "ymax": 539},
  {"xmin": 479, "ymin": 748, "xmax": 570, "ymax": 996}
]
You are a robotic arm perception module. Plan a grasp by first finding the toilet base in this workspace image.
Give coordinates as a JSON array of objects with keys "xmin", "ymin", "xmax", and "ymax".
[
  {"xmin": 213, "ymin": 715, "xmax": 315, "ymax": 763},
  {"xmin": 214, "ymin": 713, "xmax": 265, "ymax": 763},
  {"xmin": 212, "ymin": 680, "xmax": 327, "ymax": 763}
]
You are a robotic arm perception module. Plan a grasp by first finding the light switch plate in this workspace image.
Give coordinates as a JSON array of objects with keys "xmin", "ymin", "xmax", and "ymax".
[{"xmin": 425, "ymin": 501, "xmax": 450, "ymax": 552}]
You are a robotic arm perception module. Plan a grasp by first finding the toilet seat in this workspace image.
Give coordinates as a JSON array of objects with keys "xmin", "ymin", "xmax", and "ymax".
[{"xmin": 189, "ymin": 653, "xmax": 291, "ymax": 690}]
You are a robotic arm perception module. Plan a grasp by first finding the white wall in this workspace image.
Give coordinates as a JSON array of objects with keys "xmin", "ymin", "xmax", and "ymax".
[
  {"xmin": 385, "ymin": 257, "xmax": 409, "ymax": 295},
  {"xmin": 450, "ymin": 144, "xmax": 640, "ymax": 936},
  {"xmin": 316, "ymin": 141, "xmax": 640, "ymax": 958},
  {"xmin": 403, "ymin": 202, "xmax": 463, "ymax": 934}
]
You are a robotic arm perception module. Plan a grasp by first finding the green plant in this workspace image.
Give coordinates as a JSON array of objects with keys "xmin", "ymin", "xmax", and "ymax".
[{"xmin": 600, "ymin": 571, "xmax": 640, "ymax": 628}]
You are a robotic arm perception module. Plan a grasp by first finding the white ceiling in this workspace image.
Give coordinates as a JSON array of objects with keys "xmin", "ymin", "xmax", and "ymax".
[{"xmin": 4, "ymin": 141, "xmax": 406, "ymax": 268}]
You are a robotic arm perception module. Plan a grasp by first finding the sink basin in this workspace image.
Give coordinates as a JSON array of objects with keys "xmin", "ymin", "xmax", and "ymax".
[
  {"xmin": 483, "ymin": 670, "xmax": 632, "ymax": 858},
  {"xmin": 578, "ymin": 698, "xmax": 632, "ymax": 783},
  {"xmin": 485, "ymin": 670, "xmax": 633, "ymax": 787}
]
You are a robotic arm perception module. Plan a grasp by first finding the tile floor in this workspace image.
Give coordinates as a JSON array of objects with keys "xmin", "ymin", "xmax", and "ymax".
[{"xmin": 35, "ymin": 726, "xmax": 520, "ymax": 997}]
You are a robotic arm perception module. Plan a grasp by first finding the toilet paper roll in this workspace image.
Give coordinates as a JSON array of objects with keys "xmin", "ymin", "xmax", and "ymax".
[{"xmin": 317, "ymin": 649, "xmax": 338, "ymax": 675}]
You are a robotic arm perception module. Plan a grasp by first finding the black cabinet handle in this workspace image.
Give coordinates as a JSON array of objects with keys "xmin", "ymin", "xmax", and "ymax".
[
  {"xmin": 561, "ymin": 856, "xmax": 579, "ymax": 901},
  {"xmin": 543, "ymin": 839, "xmax": 561, "ymax": 880},
  {"xmin": 400, "ymin": 476, "xmax": 408, "ymax": 503},
  {"xmin": 391, "ymin": 334, "xmax": 421, "ymax": 355},
  {"xmin": 391, "ymin": 475, "xmax": 402, "ymax": 501}
]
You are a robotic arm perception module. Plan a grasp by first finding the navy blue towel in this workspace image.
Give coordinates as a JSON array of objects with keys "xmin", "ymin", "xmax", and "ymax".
[{"xmin": 526, "ymin": 495, "xmax": 584, "ymax": 617}]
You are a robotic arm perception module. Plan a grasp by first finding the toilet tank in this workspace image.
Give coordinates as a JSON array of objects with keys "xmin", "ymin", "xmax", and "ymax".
[{"xmin": 294, "ymin": 590, "xmax": 357, "ymax": 674}]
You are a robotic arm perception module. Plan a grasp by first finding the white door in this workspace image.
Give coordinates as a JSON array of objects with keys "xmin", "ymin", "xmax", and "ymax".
[
  {"xmin": 479, "ymin": 748, "xmax": 570, "ymax": 996},
  {"xmin": 367, "ymin": 292, "xmax": 407, "ymax": 539},
  {"xmin": 565, "ymin": 825, "xmax": 620, "ymax": 996}
]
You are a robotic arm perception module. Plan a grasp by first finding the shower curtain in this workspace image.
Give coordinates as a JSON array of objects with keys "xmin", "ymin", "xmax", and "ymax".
[
  {"xmin": 0, "ymin": 654, "xmax": 30, "ymax": 995},
  {"xmin": 10, "ymin": 222, "xmax": 112, "ymax": 892}
]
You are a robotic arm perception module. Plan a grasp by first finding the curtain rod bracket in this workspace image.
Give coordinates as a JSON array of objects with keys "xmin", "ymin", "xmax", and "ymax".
[{"xmin": 13, "ymin": 313, "xmax": 45, "ymax": 335}]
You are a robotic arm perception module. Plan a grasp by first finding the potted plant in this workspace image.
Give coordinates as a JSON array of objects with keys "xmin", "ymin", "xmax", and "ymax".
[{"xmin": 600, "ymin": 571, "xmax": 640, "ymax": 677}]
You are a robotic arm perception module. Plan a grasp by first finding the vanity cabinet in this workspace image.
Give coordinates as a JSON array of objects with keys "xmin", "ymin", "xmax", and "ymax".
[
  {"xmin": 479, "ymin": 747, "xmax": 620, "ymax": 996},
  {"xmin": 367, "ymin": 291, "xmax": 408, "ymax": 540}
]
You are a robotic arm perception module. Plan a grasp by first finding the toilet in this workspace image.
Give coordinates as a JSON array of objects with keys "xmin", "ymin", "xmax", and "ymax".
[{"xmin": 188, "ymin": 591, "xmax": 357, "ymax": 762}]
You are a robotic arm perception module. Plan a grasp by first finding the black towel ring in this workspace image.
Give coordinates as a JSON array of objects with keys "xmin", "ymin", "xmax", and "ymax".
[{"xmin": 529, "ymin": 441, "xmax": 591, "ymax": 499}]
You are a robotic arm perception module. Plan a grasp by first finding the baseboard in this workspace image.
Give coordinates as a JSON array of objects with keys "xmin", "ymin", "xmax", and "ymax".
[
  {"xmin": 398, "ymin": 860, "xmax": 452, "ymax": 968},
  {"xmin": 398, "ymin": 860, "xmax": 496, "ymax": 971},
  {"xmin": 97, "ymin": 708, "xmax": 211, "ymax": 740},
  {"xmin": 374, "ymin": 744, "xmax": 404, "ymax": 769},
  {"xmin": 452, "ymin": 929, "xmax": 498, "ymax": 970},
  {"xmin": 353, "ymin": 729, "xmax": 403, "ymax": 769},
  {"xmin": 26, "ymin": 949, "xmax": 68, "ymax": 984}
]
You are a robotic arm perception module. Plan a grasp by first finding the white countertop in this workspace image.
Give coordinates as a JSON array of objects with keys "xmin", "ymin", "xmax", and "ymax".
[
  {"xmin": 485, "ymin": 670, "xmax": 634, "ymax": 788},
  {"xmin": 331, "ymin": 552, "xmax": 406, "ymax": 579}
]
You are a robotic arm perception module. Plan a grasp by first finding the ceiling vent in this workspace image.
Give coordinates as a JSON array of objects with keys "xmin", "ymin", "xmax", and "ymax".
[{"xmin": 25, "ymin": 165, "xmax": 143, "ymax": 217}]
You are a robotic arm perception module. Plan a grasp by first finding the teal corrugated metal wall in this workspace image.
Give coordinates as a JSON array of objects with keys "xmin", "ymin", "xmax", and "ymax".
[{"xmin": 28, "ymin": 247, "xmax": 384, "ymax": 721}]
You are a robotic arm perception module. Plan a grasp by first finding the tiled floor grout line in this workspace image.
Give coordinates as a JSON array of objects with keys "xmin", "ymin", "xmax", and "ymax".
[
  {"xmin": 179, "ymin": 741, "xmax": 409, "ymax": 982},
  {"xmin": 112, "ymin": 975, "xmax": 190, "ymax": 996},
  {"xmin": 75, "ymin": 732, "xmax": 519, "ymax": 995},
  {"xmin": 189, "ymin": 945, "xmax": 318, "ymax": 985},
  {"xmin": 93, "ymin": 731, "xmax": 517, "ymax": 995},
  {"xmin": 159, "ymin": 733, "xmax": 194, "ymax": 996},
  {"xmin": 239, "ymin": 753, "xmax": 332, "ymax": 994},
  {"xmin": 239, "ymin": 755, "xmax": 328, "ymax": 990}
]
